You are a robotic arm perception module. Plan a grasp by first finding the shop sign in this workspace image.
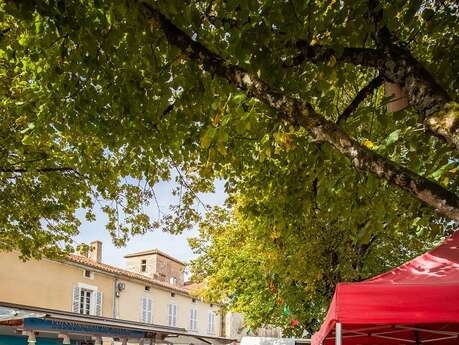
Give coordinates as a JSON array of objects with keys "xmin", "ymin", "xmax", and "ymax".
[{"xmin": 23, "ymin": 318, "xmax": 144, "ymax": 338}]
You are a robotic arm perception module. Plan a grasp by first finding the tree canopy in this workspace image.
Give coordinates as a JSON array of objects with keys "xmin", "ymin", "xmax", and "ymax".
[
  {"xmin": 189, "ymin": 201, "xmax": 446, "ymax": 335},
  {"xmin": 0, "ymin": 0, "xmax": 458, "ymax": 326}
]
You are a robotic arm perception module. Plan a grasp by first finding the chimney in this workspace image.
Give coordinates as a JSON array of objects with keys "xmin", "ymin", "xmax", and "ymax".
[{"xmin": 89, "ymin": 241, "xmax": 102, "ymax": 263}]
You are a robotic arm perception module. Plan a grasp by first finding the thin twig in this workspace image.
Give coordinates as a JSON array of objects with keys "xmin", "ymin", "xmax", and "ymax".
[
  {"xmin": 172, "ymin": 165, "xmax": 209, "ymax": 212},
  {"xmin": 0, "ymin": 166, "xmax": 81, "ymax": 174}
]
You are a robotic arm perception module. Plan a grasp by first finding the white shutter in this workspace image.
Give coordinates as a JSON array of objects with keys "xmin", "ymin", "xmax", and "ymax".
[
  {"xmin": 147, "ymin": 298, "xmax": 152, "ymax": 323},
  {"xmin": 94, "ymin": 291, "xmax": 103, "ymax": 316},
  {"xmin": 208, "ymin": 311, "xmax": 214, "ymax": 334},
  {"xmin": 173, "ymin": 304, "xmax": 177, "ymax": 326},
  {"xmin": 141, "ymin": 297, "xmax": 147, "ymax": 323},
  {"xmin": 190, "ymin": 308, "xmax": 197, "ymax": 331},
  {"xmin": 168, "ymin": 304, "xmax": 177, "ymax": 326},
  {"xmin": 72, "ymin": 287, "xmax": 81, "ymax": 313},
  {"xmin": 208, "ymin": 311, "xmax": 211, "ymax": 333},
  {"xmin": 142, "ymin": 297, "xmax": 152, "ymax": 323},
  {"xmin": 194, "ymin": 309, "xmax": 198, "ymax": 330}
]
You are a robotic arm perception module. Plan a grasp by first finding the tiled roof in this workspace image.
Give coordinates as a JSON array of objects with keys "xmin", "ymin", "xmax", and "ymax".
[
  {"xmin": 123, "ymin": 249, "xmax": 186, "ymax": 266},
  {"xmin": 67, "ymin": 255, "xmax": 190, "ymax": 295},
  {"xmin": 183, "ymin": 281, "xmax": 204, "ymax": 291}
]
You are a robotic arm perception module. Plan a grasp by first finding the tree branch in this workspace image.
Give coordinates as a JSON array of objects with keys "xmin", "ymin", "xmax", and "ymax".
[
  {"xmin": 289, "ymin": 38, "xmax": 457, "ymax": 150},
  {"xmin": 143, "ymin": 3, "xmax": 459, "ymax": 222},
  {"xmin": 367, "ymin": 0, "xmax": 459, "ymax": 150},
  {"xmin": 0, "ymin": 167, "xmax": 81, "ymax": 174},
  {"xmin": 287, "ymin": 41, "xmax": 383, "ymax": 68},
  {"xmin": 377, "ymin": 38, "xmax": 458, "ymax": 151},
  {"xmin": 337, "ymin": 75, "xmax": 383, "ymax": 124},
  {"xmin": 29, "ymin": 0, "xmax": 457, "ymax": 150},
  {"xmin": 285, "ymin": 0, "xmax": 458, "ymax": 150}
]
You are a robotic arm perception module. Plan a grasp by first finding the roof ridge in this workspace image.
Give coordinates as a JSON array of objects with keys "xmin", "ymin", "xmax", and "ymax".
[
  {"xmin": 123, "ymin": 249, "xmax": 186, "ymax": 265},
  {"xmin": 67, "ymin": 254, "xmax": 190, "ymax": 295}
]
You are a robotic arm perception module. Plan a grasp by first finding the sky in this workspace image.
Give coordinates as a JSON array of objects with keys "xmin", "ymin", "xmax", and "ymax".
[{"xmin": 74, "ymin": 179, "xmax": 226, "ymax": 269}]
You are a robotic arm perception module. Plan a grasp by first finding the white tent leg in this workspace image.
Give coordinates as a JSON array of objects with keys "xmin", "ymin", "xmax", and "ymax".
[{"xmin": 336, "ymin": 323, "xmax": 342, "ymax": 345}]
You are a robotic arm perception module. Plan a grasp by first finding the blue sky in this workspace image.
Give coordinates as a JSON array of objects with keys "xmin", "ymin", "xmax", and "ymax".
[{"xmin": 74, "ymin": 179, "xmax": 226, "ymax": 269}]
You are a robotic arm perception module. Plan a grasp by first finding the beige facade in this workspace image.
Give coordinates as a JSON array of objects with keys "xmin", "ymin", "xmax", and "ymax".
[
  {"xmin": 0, "ymin": 243, "xmax": 222, "ymax": 338},
  {"xmin": 225, "ymin": 312, "xmax": 282, "ymax": 340},
  {"xmin": 0, "ymin": 242, "xmax": 280, "ymax": 343},
  {"xmin": 0, "ymin": 251, "xmax": 113, "ymax": 317},
  {"xmin": 115, "ymin": 278, "xmax": 220, "ymax": 335},
  {"xmin": 124, "ymin": 250, "xmax": 185, "ymax": 286}
]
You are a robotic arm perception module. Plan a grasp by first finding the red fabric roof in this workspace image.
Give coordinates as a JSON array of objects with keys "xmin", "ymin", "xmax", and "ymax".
[{"xmin": 312, "ymin": 231, "xmax": 459, "ymax": 345}]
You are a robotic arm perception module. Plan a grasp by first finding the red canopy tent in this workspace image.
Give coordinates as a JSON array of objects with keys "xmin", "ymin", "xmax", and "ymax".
[{"xmin": 311, "ymin": 231, "xmax": 459, "ymax": 345}]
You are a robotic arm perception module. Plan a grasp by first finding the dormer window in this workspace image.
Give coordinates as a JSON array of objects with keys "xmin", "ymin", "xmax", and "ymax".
[{"xmin": 141, "ymin": 259, "xmax": 147, "ymax": 272}]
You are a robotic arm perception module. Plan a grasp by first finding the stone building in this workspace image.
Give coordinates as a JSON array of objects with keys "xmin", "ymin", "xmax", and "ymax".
[{"xmin": 0, "ymin": 241, "xmax": 280, "ymax": 344}]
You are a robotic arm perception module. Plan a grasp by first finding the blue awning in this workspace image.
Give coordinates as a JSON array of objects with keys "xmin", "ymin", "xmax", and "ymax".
[{"xmin": 23, "ymin": 318, "xmax": 144, "ymax": 338}]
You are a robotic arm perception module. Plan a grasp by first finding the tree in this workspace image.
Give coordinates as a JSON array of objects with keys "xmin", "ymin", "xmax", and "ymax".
[
  {"xmin": 189, "ymin": 197, "xmax": 451, "ymax": 335},
  {"xmin": 0, "ymin": 0, "xmax": 457, "ymax": 259}
]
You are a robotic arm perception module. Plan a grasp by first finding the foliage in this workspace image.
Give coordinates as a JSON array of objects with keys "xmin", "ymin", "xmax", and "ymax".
[
  {"xmin": 0, "ymin": 1, "xmax": 457, "ymax": 328},
  {"xmin": 189, "ymin": 141, "xmax": 455, "ymax": 334}
]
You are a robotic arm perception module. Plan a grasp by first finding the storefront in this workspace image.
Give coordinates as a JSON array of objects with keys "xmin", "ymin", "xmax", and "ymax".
[
  {"xmin": 0, "ymin": 335, "xmax": 77, "ymax": 345},
  {"xmin": 0, "ymin": 302, "xmax": 234, "ymax": 345}
]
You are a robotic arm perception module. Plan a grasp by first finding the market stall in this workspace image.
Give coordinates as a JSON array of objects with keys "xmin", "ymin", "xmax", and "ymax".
[{"xmin": 312, "ymin": 232, "xmax": 459, "ymax": 345}]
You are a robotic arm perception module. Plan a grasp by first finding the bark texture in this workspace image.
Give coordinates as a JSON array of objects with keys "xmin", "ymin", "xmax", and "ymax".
[
  {"xmin": 291, "ymin": 40, "xmax": 458, "ymax": 150},
  {"xmin": 144, "ymin": 4, "xmax": 459, "ymax": 222},
  {"xmin": 380, "ymin": 46, "xmax": 459, "ymax": 150},
  {"xmin": 291, "ymin": 41, "xmax": 383, "ymax": 68}
]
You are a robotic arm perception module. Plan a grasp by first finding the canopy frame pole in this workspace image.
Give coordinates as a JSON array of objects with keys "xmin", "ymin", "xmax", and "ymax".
[
  {"xmin": 422, "ymin": 335, "xmax": 459, "ymax": 343},
  {"xmin": 396, "ymin": 326, "xmax": 459, "ymax": 337},
  {"xmin": 415, "ymin": 331, "xmax": 420, "ymax": 345},
  {"xmin": 335, "ymin": 322, "xmax": 342, "ymax": 345}
]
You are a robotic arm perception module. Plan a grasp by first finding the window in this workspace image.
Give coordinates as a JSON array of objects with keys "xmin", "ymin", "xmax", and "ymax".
[
  {"xmin": 170, "ymin": 277, "xmax": 177, "ymax": 285},
  {"xmin": 189, "ymin": 308, "xmax": 198, "ymax": 331},
  {"xmin": 170, "ymin": 292, "xmax": 175, "ymax": 297},
  {"xmin": 72, "ymin": 286, "xmax": 102, "ymax": 316},
  {"xmin": 141, "ymin": 297, "xmax": 153, "ymax": 323},
  {"xmin": 83, "ymin": 270, "xmax": 93, "ymax": 279},
  {"xmin": 192, "ymin": 298, "xmax": 196, "ymax": 303},
  {"xmin": 141, "ymin": 259, "xmax": 147, "ymax": 272},
  {"xmin": 80, "ymin": 289, "xmax": 92, "ymax": 315},
  {"xmin": 168, "ymin": 303, "xmax": 177, "ymax": 327},
  {"xmin": 207, "ymin": 311, "xmax": 215, "ymax": 334},
  {"xmin": 145, "ymin": 286, "xmax": 151, "ymax": 292}
]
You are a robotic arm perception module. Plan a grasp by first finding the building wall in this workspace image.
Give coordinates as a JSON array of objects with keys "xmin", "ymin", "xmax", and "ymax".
[
  {"xmin": 225, "ymin": 312, "xmax": 282, "ymax": 341},
  {"xmin": 0, "ymin": 251, "xmax": 221, "ymax": 337},
  {"xmin": 125, "ymin": 254, "xmax": 185, "ymax": 286},
  {"xmin": 225, "ymin": 312, "xmax": 244, "ymax": 340},
  {"xmin": 154, "ymin": 254, "xmax": 184, "ymax": 285},
  {"xmin": 0, "ymin": 252, "xmax": 113, "ymax": 317},
  {"xmin": 125, "ymin": 256, "xmax": 153, "ymax": 277},
  {"xmin": 116, "ymin": 279, "xmax": 220, "ymax": 336}
]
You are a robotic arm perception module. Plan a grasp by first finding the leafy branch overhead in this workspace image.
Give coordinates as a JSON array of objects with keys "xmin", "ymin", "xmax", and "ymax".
[
  {"xmin": 0, "ymin": 0, "xmax": 458, "ymax": 264},
  {"xmin": 142, "ymin": 3, "xmax": 459, "ymax": 220}
]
